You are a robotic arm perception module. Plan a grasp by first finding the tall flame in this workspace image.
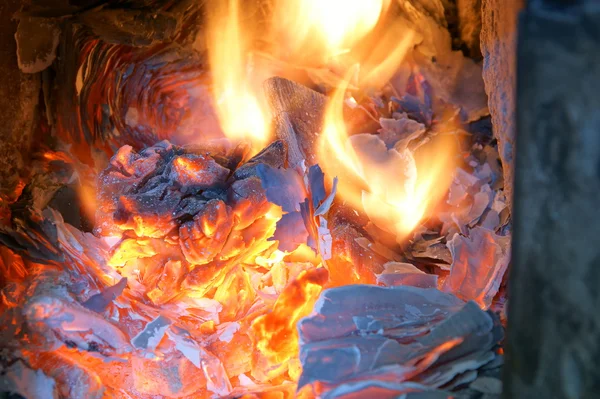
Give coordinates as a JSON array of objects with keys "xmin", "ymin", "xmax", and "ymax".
[
  {"xmin": 204, "ymin": 0, "xmax": 416, "ymax": 154},
  {"xmin": 204, "ymin": 0, "xmax": 450, "ymax": 240},
  {"xmin": 267, "ymin": 0, "xmax": 414, "ymax": 91},
  {"xmin": 205, "ymin": 0, "xmax": 271, "ymax": 151}
]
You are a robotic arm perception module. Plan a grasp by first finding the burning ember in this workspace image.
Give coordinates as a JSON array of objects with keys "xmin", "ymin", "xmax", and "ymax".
[{"xmin": 1, "ymin": 0, "xmax": 509, "ymax": 398}]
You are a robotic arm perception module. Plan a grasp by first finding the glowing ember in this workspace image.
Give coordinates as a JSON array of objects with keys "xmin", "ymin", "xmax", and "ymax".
[{"xmin": 251, "ymin": 267, "xmax": 328, "ymax": 381}]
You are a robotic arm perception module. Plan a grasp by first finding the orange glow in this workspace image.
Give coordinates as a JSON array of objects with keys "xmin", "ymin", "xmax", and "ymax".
[
  {"xmin": 318, "ymin": 72, "xmax": 458, "ymax": 242},
  {"xmin": 173, "ymin": 156, "xmax": 208, "ymax": 177},
  {"xmin": 250, "ymin": 267, "xmax": 328, "ymax": 381},
  {"xmin": 77, "ymin": 183, "xmax": 97, "ymax": 227},
  {"xmin": 108, "ymin": 238, "xmax": 157, "ymax": 268},
  {"xmin": 205, "ymin": 0, "xmax": 271, "ymax": 152},
  {"xmin": 355, "ymin": 21, "xmax": 417, "ymax": 89}
]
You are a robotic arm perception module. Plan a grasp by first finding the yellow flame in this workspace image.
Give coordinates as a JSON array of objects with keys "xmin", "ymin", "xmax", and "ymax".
[
  {"xmin": 204, "ymin": 0, "xmax": 416, "ymax": 154},
  {"xmin": 269, "ymin": 0, "xmax": 386, "ymax": 62},
  {"xmin": 205, "ymin": 0, "xmax": 271, "ymax": 151},
  {"xmin": 267, "ymin": 0, "xmax": 415, "ymax": 92},
  {"xmin": 318, "ymin": 70, "xmax": 458, "ymax": 242},
  {"xmin": 357, "ymin": 22, "xmax": 417, "ymax": 89}
]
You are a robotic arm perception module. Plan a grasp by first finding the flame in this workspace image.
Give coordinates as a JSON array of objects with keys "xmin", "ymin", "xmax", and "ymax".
[
  {"xmin": 205, "ymin": 0, "xmax": 271, "ymax": 151},
  {"xmin": 318, "ymin": 71, "xmax": 457, "ymax": 242},
  {"xmin": 204, "ymin": 0, "xmax": 413, "ymax": 154},
  {"xmin": 269, "ymin": 0, "xmax": 386, "ymax": 62},
  {"xmin": 268, "ymin": 0, "xmax": 415, "ymax": 91}
]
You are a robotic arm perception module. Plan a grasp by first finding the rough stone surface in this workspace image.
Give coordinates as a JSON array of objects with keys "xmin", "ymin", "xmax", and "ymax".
[
  {"xmin": 506, "ymin": 2, "xmax": 600, "ymax": 398},
  {"xmin": 0, "ymin": 0, "xmax": 41, "ymax": 201},
  {"xmin": 480, "ymin": 0, "xmax": 524, "ymax": 212}
]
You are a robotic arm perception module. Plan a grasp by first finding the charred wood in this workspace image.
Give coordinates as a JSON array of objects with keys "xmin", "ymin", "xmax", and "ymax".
[{"xmin": 263, "ymin": 77, "xmax": 327, "ymax": 167}]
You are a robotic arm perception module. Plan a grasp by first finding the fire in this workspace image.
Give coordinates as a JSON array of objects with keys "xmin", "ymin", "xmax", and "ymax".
[
  {"xmin": 318, "ymin": 72, "xmax": 458, "ymax": 242},
  {"xmin": 204, "ymin": 0, "xmax": 411, "ymax": 152},
  {"xmin": 204, "ymin": 0, "xmax": 437, "ymax": 240},
  {"xmin": 269, "ymin": 0, "xmax": 386, "ymax": 62},
  {"xmin": 205, "ymin": 0, "xmax": 271, "ymax": 151}
]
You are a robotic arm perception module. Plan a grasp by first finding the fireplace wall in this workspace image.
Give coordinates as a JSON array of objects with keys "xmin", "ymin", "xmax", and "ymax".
[
  {"xmin": 0, "ymin": 0, "xmax": 40, "ymax": 203},
  {"xmin": 481, "ymin": 0, "xmax": 524, "ymax": 212}
]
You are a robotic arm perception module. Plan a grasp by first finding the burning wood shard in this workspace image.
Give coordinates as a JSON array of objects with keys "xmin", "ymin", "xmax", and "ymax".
[
  {"xmin": 442, "ymin": 226, "xmax": 510, "ymax": 309},
  {"xmin": 264, "ymin": 77, "xmax": 327, "ymax": 167}
]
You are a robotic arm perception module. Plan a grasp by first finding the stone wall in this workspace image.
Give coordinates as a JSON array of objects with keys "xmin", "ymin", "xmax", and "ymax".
[
  {"xmin": 480, "ymin": 0, "xmax": 524, "ymax": 212},
  {"xmin": 506, "ymin": 1, "xmax": 600, "ymax": 397},
  {"xmin": 0, "ymin": 0, "xmax": 40, "ymax": 202}
]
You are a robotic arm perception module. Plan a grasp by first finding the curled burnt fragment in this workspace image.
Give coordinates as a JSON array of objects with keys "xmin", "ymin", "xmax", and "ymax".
[
  {"xmin": 442, "ymin": 226, "xmax": 511, "ymax": 309},
  {"xmin": 256, "ymin": 162, "xmax": 337, "ymax": 259}
]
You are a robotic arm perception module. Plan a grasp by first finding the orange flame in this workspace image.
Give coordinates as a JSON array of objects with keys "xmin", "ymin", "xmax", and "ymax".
[
  {"xmin": 43, "ymin": 150, "xmax": 98, "ymax": 226},
  {"xmin": 205, "ymin": 0, "xmax": 271, "ymax": 152},
  {"xmin": 318, "ymin": 71, "xmax": 458, "ymax": 242},
  {"xmin": 204, "ymin": 0, "xmax": 414, "ymax": 154},
  {"xmin": 268, "ymin": 0, "xmax": 415, "ymax": 91}
]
